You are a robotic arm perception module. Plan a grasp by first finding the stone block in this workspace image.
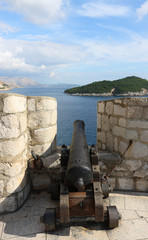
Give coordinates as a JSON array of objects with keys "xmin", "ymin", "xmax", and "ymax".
[
  {"xmin": 127, "ymin": 107, "xmax": 143, "ymax": 119},
  {"xmin": 0, "ymin": 162, "xmax": 23, "ymax": 177},
  {"xmin": 0, "ymin": 98, "xmax": 3, "ymax": 111},
  {"xmin": 108, "ymin": 177, "xmax": 116, "ymax": 190},
  {"xmin": 3, "ymin": 95, "xmax": 26, "ymax": 113},
  {"xmin": 97, "ymin": 102, "xmax": 105, "ymax": 113},
  {"xmin": 0, "ymin": 180, "xmax": 4, "ymax": 197},
  {"xmin": 106, "ymin": 133, "xmax": 113, "ymax": 151},
  {"xmin": 143, "ymin": 107, "xmax": 148, "ymax": 119},
  {"xmin": 119, "ymin": 141, "xmax": 127, "ymax": 155},
  {"xmin": 119, "ymin": 118, "xmax": 126, "ymax": 127},
  {"xmin": 0, "ymin": 134, "xmax": 26, "ymax": 157},
  {"xmin": 97, "ymin": 132, "xmax": 106, "ymax": 143},
  {"xmin": 127, "ymin": 120, "xmax": 148, "ymax": 129},
  {"xmin": 126, "ymin": 130, "xmax": 138, "ymax": 140},
  {"xmin": 133, "ymin": 163, "xmax": 148, "ymax": 178},
  {"xmin": 125, "ymin": 142, "xmax": 148, "ymax": 158},
  {"xmin": 106, "ymin": 101, "xmax": 114, "ymax": 115},
  {"xmin": 126, "ymin": 97, "xmax": 148, "ymax": 106},
  {"xmin": 102, "ymin": 115, "xmax": 109, "ymax": 131},
  {"xmin": 0, "ymin": 114, "xmax": 20, "ymax": 139},
  {"xmin": 29, "ymin": 142, "xmax": 52, "ymax": 156},
  {"xmin": 102, "ymin": 144, "xmax": 106, "ymax": 150},
  {"xmin": 140, "ymin": 130, "xmax": 148, "ymax": 142},
  {"xmin": 112, "ymin": 126, "xmax": 126, "ymax": 138},
  {"xmin": 114, "ymin": 137, "xmax": 118, "ymax": 152},
  {"xmin": 33, "ymin": 125, "xmax": 57, "ymax": 144},
  {"xmin": 28, "ymin": 111, "xmax": 53, "ymax": 129},
  {"xmin": 114, "ymin": 99, "xmax": 122, "ymax": 104},
  {"xmin": 135, "ymin": 179, "xmax": 148, "ymax": 192},
  {"xmin": 51, "ymin": 109, "xmax": 57, "ymax": 125},
  {"xmin": 19, "ymin": 111, "xmax": 27, "ymax": 133},
  {"xmin": 28, "ymin": 98, "xmax": 36, "ymax": 111},
  {"xmin": 125, "ymin": 160, "xmax": 142, "ymax": 171},
  {"xmin": 114, "ymin": 105, "xmax": 126, "ymax": 117},
  {"xmin": 36, "ymin": 98, "xmax": 57, "ymax": 111},
  {"xmin": 6, "ymin": 172, "xmax": 28, "ymax": 194},
  {"xmin": 117, "ymin": 178, "xmax": 134, "ymax": 190},
  {"xmin": 97, "ymin": 114, "xmax": 101, "ymax": 129}
]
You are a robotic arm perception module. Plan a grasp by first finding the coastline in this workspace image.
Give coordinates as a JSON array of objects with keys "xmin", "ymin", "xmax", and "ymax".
[{"xmin": 65, "ymin": 91, "xmax": 148, "ymax": 97}]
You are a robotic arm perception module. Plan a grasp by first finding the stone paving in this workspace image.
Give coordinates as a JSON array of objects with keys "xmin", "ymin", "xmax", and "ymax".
[{"xmin": 0, "ymin": 191, "xmax": 148, "ymax": 240}]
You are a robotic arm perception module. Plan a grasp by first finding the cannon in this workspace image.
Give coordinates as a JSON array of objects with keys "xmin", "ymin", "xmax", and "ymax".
[{"xmin": 40, "ymin": 120, "xmax": 120, "ymax": 231}]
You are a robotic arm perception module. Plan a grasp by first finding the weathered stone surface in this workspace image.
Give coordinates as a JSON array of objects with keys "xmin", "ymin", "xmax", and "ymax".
[
  {"xmin": 98, "ymin": 102, "xmax": 105, "ymax": 113},
  {"xmin": 33, "ymin": 125, "xmax": 56, "ymax": 144},
  {"xmin": 126, "ymin": 130, "xmax": 138, "ymax": 140},
  {"xmin": 134, "ymin": 163, "xmax": 148, "ymax": 178},
  {"xmin": 98, "ymin": 131, "xmax": 106, "ymax": 143},
  {"xmin": 115, "ymin": 160, "xmax": 142, "ymax": 172},
  {"xmin": 125, "ymin": 142, "xmax": 148, "ymax": 158},
  {"xmin": 106, "ymin": 133, "xmax": 113, "ymax": 151},
  {"xmin": 0, "ymin": 180, "xmax": 4, "ymax": 197},
  {"xmin": 114, "ymin": 137, "xmax": 118, "ymax": 152},
  {"xmin": 114, "ymin": 105, "xmax": 126, "ymax": 117},
  {"xmin": 28, "ymin": 111, "xmax": 53, "ymax": 129},
  {"xmin": 135, "ymin": 179, "xmax": 148, "ymax": 192},
  {"xmin": 0, "ymin": 162, "xmax": 23, "ymax": 177},
  {"xmin": 143, "ymin": 107, "xmax": 148, "ymax": 119},
  {"xmin": 0, "ymin": 195, "xmax": 17, "ymax": 213},
  {"xmin": 0, "ymin": 134, "xmax": 26, "ymax": 157},
  {"xmin": 106, "ymin": 101, "xmax": 114, "ymax": 115},
  {"xmin": 102, "ymin": 144, "xmax": 106, "ymax": 150},
  {"xmin": 140, "ymin": 130, "xmax": 148, "ymax": 142},
  {"xmin": 114, "ymin": 99, "xmax": 122, "ymax": 104},
  {"xmin": 102, "ymin": 115, "xmax": 109, "ymax": 131},
  {"xmin": 126, "ymin": 97, "xmax": 148, "ymax": 106},
  {"xmin": 3, "ymin": 95, "xmax": 26, "ymax": 113},
  {"xmin": 51, "ymin": 109, "xmax": 57, "ymax": 125},
  {"xmin": 29, "ymin": 142, "xmax": 52, "ymax": 156},
  {"xmin": 119, "ymin": 118, "xmax": 126, "ymax": 127},
  {"xmin": 119, "ymin": 141, "xmax": 127, "ymax": 155},
  {"xmin": 0, "ymin": 114, "xmax": 20, "ymax": 139},
  {"xmin": 127, "ymin": 107, "xmax": 143, "ymax": 119},
  {"xmin": 117, "ymin": 178, "xmax": 134, "ymax": 190},
  {"xmin": 6, "ymin": 172, "xmax": 27, "ymax": 194},
  {"xmin": 112, "ymin": 126, "xmax": 126, "ymax": 138},
  {"xmin": 28, "ymin": 98, "xmax": 35, "ymax": 112},
  {"xmin": 97, "ymin": 114, "xmax": 101, "ymax": 129},
  {"xmin": 0, "ymin": 98, "xmax": 3, "ymax": 111},
  {"xmin": 127, "ymin": 120, "xmax": 148, "ymax": 129},
  {"xmin": 19, "ymin": 112, "xmax": 27, "ymax": 133},
  {"xmin": 36, "ymin": 98, "xmax": 57, "ymax": 111}
]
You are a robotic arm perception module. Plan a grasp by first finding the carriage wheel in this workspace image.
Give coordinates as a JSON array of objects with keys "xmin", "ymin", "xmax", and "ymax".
[
  {"xmin": 40, "ymin": 208, "xmax": 56, "ymax": 232},
  {"xmin": 107, "ymin": 206, "xmax": 120, "ymax": 229}
]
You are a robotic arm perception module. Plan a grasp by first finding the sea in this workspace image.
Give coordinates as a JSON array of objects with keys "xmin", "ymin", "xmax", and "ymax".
[{"xmin": 1, "ymin": 87, "xmax": 148, "ymax": 146}]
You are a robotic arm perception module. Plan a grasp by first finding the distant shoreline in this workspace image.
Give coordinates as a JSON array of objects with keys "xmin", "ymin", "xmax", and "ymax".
[{"xmin": 65, "ymin": 91, "xmax": 148, "ymax": 97}]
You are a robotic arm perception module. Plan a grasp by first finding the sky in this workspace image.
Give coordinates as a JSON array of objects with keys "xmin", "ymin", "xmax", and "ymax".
[{"xmin": 0, "ymin": 0, "xmax": 148, "ymax": 85}]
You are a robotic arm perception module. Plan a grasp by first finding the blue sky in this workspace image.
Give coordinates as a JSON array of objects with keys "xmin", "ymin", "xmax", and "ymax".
[{"xmin": 0, "ymin": 0, "xmax": 148, "ymax": 85}]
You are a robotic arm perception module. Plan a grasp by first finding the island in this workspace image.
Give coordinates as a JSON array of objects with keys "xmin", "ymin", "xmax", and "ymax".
[
  {"xmin": 0, "ymin": 80, "xmax": 11, "ymax": 91},
  {"xmin": 64, "ymin": 76, "xmax": 148, "ymax": 96}
]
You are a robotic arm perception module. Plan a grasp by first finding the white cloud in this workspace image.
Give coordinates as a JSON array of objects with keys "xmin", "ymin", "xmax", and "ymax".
[
  {"xmin": 137, "ymin": 0, "xmax": 148, "ymax": 21},
  {"xmin": 78, "ymin": 1, "xmax": 130, "ymax": 18},
  {"xmin": 1, "ymin": 0, "xmax": 70, "ymax": 25},
  {"xmin": 49, "ymin": 72, "xmax": 56, "ymax": 77},
  {"xmin": 0, "ymin": 21, "xmax": 16, "ymax": 33},
  {"xmin": 40, "ymin": 65, "xmax": 46, "ymax": 70}
]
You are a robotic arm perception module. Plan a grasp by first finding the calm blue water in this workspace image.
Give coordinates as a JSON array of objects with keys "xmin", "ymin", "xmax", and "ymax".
[{"xmin": 1, "ymin": 87, "xmax": 148, "ymax": 146}]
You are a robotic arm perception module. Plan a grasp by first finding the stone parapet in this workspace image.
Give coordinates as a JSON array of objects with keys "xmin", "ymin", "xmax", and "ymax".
[
  {"xmin": 0, "ymin": 93, "xmax": 57, "ymax": 214},
  {"xmin": 97, "ymin": 97, "xmax": 148, "ymax": 192}
]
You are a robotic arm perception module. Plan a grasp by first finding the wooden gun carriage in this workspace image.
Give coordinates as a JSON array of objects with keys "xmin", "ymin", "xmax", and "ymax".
[{"xmin": 40, "ymin": 120, "xmax": 120, "ymax": 231}]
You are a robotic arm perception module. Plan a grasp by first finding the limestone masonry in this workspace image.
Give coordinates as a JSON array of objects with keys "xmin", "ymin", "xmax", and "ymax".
[
  {"xmin": 97, "ymin": 97, "xmax": 148, "ymax": 192},
  {"xmin": 0, "ymin": 93, "xmax": 57, "ymax": 214}
]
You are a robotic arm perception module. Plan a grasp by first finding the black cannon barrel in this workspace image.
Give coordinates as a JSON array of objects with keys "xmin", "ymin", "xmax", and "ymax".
[{"xmin": 65, "ymin": 120, "xmax": 93, "ymax": 191}]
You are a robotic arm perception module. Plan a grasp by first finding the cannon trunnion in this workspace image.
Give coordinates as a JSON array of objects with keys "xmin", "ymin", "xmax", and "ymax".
[{"xmin": 41, "ymin": 120, "xmax": 120, "ymax": 231}]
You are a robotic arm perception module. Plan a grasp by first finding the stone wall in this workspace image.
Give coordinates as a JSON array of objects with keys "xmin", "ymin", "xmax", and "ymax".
[
  {"xmin": 97, "ymin": 97, "xmax": 148, "ymax": 192},
  {"xmin": 0, "ymin": 93, "xmax": 57, "ymax": 213}
]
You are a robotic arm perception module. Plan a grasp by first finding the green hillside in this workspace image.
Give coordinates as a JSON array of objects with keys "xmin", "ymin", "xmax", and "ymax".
[{"xmin": 64, "ymin": 76, "xmax": 148, "ymax": 95}]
